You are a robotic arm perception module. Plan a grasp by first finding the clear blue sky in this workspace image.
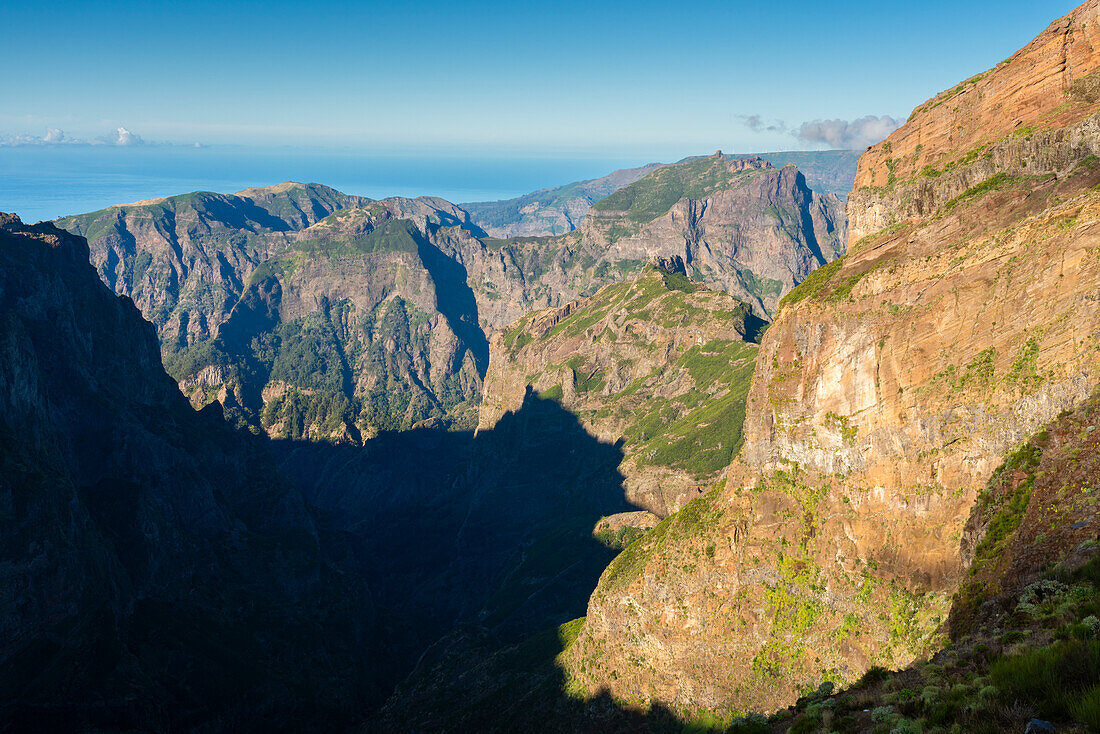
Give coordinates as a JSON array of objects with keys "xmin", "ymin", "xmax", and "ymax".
[{"xmin": 0, "ymin": 0, "xmax": 1080, "ymax": 158}]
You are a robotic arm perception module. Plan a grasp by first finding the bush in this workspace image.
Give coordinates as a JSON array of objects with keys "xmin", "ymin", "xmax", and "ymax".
[
  {"xmin": 787, "ymin": 710, "xmax": 822, "ymax": 734},
  {"xmin": 856, "ymin": 666, "xmax": 891, "ymax": 688},
  {"xmin": 870, "ymin": 705, "xmax": 894, "ymax": 723},
  {"xmin": 725, "ymin": 713, "xmax": 769, "ymax": 734}
]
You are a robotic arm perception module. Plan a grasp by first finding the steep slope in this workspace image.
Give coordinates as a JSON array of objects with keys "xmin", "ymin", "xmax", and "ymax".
[
  {"xmin": 0, "ymin": 214, "xmax": 382, "ymax": 730},
  {"xmin": 462, "ymin": 162, "xmax": 666, "ymax": 237},
  {"xmin": 762, "ymin": 394, "xmax": 1100, "ymax": 734},
  {"xmin": 55, "ymin": 182, "xmax": 371, "ymax": 349},
  {"xmin": 581, "ymin": 156, "xmax": 845, "ymax": 315},
  {"xmin": 462, "ymin": 151, "xmax": 859, "ymax": 240},
  {"xmin": 275, "ymin": 389, "xmax": 639, "ymax": 684},
  {"xmin": 370, "ymin": 397, "xmax": 1100, "ymax": 732},
  {"xmin": 171, "ymin": 197, "xmax": 492, "ymax": 439},
  {"xmin": 559, "ymin": 0, "xmax": 1100, "ymax": 720},
  {"xmin": 479, "ymin": 263, "xmax": 762, "ymax": 517},
  {"xmin": 60, "ymin": 158, "xmax": 842, "ymax": 442}
]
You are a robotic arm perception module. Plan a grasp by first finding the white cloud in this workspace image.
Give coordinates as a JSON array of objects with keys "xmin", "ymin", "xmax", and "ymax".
[
  {"xmin": 0, "ymin": 126, "xmax": 148, "ymax": 147},
  {"xmin": 113, "ymin": 126, "xmax": 143, "ymax": 146},
  {"xmin": 795, "ymin": 115, "xmax": 902, "ymax": 150}
]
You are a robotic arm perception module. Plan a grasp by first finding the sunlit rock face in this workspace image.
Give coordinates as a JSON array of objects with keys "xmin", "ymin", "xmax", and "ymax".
[{"xmin": 562, "ymin": 0, "xmax": 1100, "ymax": 718}]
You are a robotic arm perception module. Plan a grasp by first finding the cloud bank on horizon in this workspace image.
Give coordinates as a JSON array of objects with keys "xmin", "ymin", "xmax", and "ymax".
[{"xmin": 0, "ymin": 127, "xmax": 145, "ymax": 147}]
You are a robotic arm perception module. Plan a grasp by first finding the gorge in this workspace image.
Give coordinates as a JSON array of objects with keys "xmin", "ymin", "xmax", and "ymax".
[{"xmin": 4, "ymin": 2, "xmax": 1100, "ymax": 732}]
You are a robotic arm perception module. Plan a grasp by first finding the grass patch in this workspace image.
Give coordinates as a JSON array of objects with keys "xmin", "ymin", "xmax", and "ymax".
[
  {"xmin": 779, "ymin": 257, "xmax": 844, "ymax": 309},
  {"xmin": 991, "ymin": 639, "xmax": 1100, "ymax": 725},
  {"xmin": 942, "ymin": 173, "xmax": 1022, "ymax": 212}
]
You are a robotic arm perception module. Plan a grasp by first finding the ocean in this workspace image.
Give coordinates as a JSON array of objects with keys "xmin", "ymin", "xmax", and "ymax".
[{"xmin": 0, "ymin": 146, "xmax": 652, "ymax": 224}]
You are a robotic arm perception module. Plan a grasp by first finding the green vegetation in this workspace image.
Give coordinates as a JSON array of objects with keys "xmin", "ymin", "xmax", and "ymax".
[
  {"xmin": 538, "ymin": 384, "xmax": 564, "ymax": 402},
  {"xmin": 942, "ymin": 173, "xmax": 1023, "ymax": 212},
  {"xmin": 600, "ymin": 483, "xmax": 727, "ymax": 592},
  {"xmin": 1005, "ymin": 336, "xmax": 1042, "ymax": 392},
  {"xmin": 773, "ymin": 557, "xmax": 1100, "ymax": 733},
  {"xmin": 661, "ymin": 269, "xmax": 699, "ymax": 293},
  {"xmin": 592, "ymin": 157, "xmax": 751, "ymax": 223},
  {"xmin": 824, "ymin": 412, "xmax": 858, "ymax": 444},
  {"xmin": 593, "ymin": 522, "xmax": 647, "ymax": 550},
  {"xmin": 778, "ymin": 257, "xmax": 843, "ymax": 309},
  {"xmin": 827, "ymin": 258, "xmax": 894, "ymax": 302},
  {"xmin": 992, "ymin": 639, "xmax": 1100, "ymax": 727},
  {"xmin": 930, "ymin": 347, "xmax": 997, "ymax": 394},
  {"xmin": 294, "ymin": 217, "xmax": 423, "ymax": 256},
  {"xmin": 972, "ymin": 440, "xmax": 1044, "ymax": 571},
  {"xmin": 848, "ymin": 222, "xmax": 911, "ymax": 256},
  {"xmin": 739, "ymin": 269, "xmax": 784, "ymax": 301},
  {"xmin": 626, "ymin": 340, "xmax": 757, "ymax": 477}
]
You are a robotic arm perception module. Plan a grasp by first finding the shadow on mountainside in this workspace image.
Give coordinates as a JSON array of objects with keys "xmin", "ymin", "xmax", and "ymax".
[
  {"xmin": 274, "ymin": 386, "xmax": 729, "ymax": 732},
  {"xmin": 373, "ymin": 619, "xmax": 696, "ymax": 733},
  {"xmin": 414, "ymin": 233, "xmax": 490, "ymax": 377},
  {"xmin": 270, "ymin": 387, "xmax": 638, "ymax": 703}
]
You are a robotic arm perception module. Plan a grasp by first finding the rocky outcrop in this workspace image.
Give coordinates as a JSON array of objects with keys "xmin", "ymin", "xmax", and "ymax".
[
  {"xmin": 0, "ymin": 214, "xmax": 382, "ymax": 730},
  {"xmin": 849, "ymin": 0, "xmax": 1100, "ymax": 241},
  {"xmin": 560, "ymin": 0, "xmax": 1100, "ymax": 719},
  {"xmin": 580, "ymin": 157, "xmax": 846, "ymax": 316},
  {"xmin": 478, "ymin": 267, "xmax": 761, "ymax": 517},
  {"xmin": 463, "ymin": 152, "xmax": 860, "ymax": 240}
]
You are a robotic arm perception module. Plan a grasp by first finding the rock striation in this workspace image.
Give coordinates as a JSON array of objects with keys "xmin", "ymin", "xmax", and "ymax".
[{"xmin": 580, "ymin": 156, "xmax": 845, "ymax": 316}]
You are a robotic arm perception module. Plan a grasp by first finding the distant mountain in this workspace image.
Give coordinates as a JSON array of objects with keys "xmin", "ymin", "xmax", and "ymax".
[
  {"xmin": 729, "ymin": 149, "xmax": 859, "ymax": 196},
  {"xmin": 462, "ymin": 151, "xmax": 858, "ymax": 239},
  {"xmin": 578, "ymin": 155, "xmax": 845, "ymax": 315},
  {"xmin": 462, "ymin": 162, "xmax": 664, "ymax": 238},
  {"xmin": 55, "ymin": 182, "xmax": 372, "ymax": 350}
]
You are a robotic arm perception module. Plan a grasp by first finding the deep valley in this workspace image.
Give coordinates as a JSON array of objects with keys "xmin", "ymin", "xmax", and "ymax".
[{"xmin": 5, "ymin": 3, "xmax": 1100, "ymax": 732}]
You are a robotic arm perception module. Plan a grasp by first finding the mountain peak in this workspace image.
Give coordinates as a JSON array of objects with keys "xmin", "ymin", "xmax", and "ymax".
[{"xmin": 235, "ymin": 180, "xmax": 320, "ymax": 197}]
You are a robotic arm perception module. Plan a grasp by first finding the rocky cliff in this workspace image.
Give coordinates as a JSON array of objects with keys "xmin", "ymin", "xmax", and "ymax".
[
  {"xmin": 170, "ymin": 197, "xmax": 494, "ymax": 439},
  {"xmin": 558, "ymin": 0, "xmax": 1100, "ymax": 720},
  {"xmin": 463, "ymin": 151, "xmax": 859, "ymax": 240},
  {"xmin": 580, "ymin": 156, "xmax": 845, "ymax": 316},
  {"xmin": 59, "ymin": 158, "xmax": 841, "ymax": 442},
  {"xmin": 0, "ymin": 214, "xmax": 383, "ymax": 730},
  {"xmin": 55, "ymin": 182, "xmax": 371, "ymax": 350}
]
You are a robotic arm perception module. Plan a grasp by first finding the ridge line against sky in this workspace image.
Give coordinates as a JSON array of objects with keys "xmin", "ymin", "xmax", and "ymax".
[{"xmin": 0, "ymin": 0, "xmax": 1079, "ymax": 155}]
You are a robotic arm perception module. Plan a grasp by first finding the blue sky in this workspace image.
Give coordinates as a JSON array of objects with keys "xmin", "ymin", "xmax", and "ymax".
[{"xmin": 0, "ymin": 0, "xmax": 1080, "ymax": 157}]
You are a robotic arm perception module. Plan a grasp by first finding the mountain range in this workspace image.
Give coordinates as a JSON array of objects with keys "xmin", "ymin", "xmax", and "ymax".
[
  {"xmin": 5, "ymin": 3, "xmax": 1100, "ymax": 731},
  {"xmin": 56, "ymin": 153, "xmax": 844, "ymax": 448}
]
